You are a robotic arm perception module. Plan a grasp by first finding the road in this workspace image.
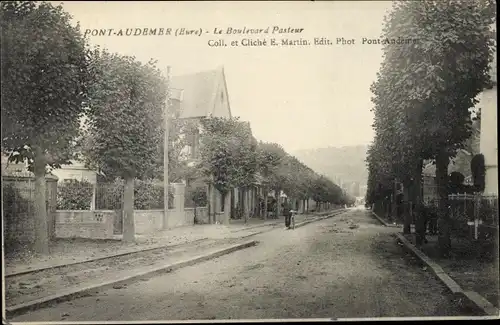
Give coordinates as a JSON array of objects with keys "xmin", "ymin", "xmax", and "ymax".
[{"xmin": 10, "ymin": 208, "xmax": 472, "ymax": 321}]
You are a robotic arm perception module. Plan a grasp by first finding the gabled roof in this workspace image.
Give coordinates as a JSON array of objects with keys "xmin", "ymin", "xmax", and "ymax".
[{"xmin": 170, "ymin": 66, "xmax": 232, "ymax": 119}]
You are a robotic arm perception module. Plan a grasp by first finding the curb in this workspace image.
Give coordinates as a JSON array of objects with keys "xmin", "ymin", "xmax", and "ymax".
[
  {"xmin": 5, "ymin": 240, "xmax": 259, "ymax": 318},
  {"xmin": 5, "ymin": 237, "xmax": 210, "ymax": 278},
  {"xmin": 371, "ymin": 212, "xmax": 400, "ymax": 228},
  {"xmin": 230, "ymin": 222, "xmax": 280, "ymax": 233},
  {"xmin": 394, "ymin": 233, "xmax": 499, "ymax": 316},
  {"xmin": 240, "ymin": 225, "xmax": 283, "ymax": 239}
]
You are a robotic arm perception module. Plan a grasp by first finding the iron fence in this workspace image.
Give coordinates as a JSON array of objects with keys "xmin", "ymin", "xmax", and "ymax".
[
  {"xmin": 442, "ymin": 193, "xmax": 498, "ymax": 239},
  {"xmin": 184, "ymin": 184, "xmax": 208, "ymax": 208},
  {"xmin": 2, "ymin": 176, "xmax": 57, "ymax": 249},
  {"xmin": 56, "ymin": 179, "xmax": 174, "ymax": 210}
]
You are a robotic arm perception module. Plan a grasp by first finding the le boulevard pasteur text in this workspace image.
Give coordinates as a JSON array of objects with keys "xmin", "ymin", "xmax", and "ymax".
[
  {"xmin": 83, "ymin": 26, "xmax": 305, "ymax": 37},
  {"xmin": 208, "ymin": 36, "xmax": 419, "ymax": 47}
]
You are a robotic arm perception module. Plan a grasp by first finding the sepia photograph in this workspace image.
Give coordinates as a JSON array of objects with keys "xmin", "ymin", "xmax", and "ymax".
[{"xmin": 1, "ymin": 0, "xmax": 498, "ymax": 322}]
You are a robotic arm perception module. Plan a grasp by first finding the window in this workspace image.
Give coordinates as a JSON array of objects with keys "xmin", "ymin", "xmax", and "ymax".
[{"xmin": 221, "ymin": 91, "xmax": 224, "ymax": 102}]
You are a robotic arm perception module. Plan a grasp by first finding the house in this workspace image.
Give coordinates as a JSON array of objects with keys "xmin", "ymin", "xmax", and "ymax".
[
  {"xmin": 170, "ymin": 66, "xmax": 232, "ymax": 162},
  {"xmin": 2, "ymin": 152, "xmax": 96, "ymax": 184},
  {"xmin": 50, "ymin": 160, "xmax": 97, "ymax": 184},
  {"xmin": 421, "ymin": 117, "xmax": 482, "ymax": 202},
  {"xmin": 1, "ymin": 154, "xmax": 30, "ymax": 176},
  {"xmin": 478, "ymin": 30, "xmax": 497, "ymax": 196},
  {"xmin": 171, "ymin": 66, "xmax": 264, "ymax": 222}
]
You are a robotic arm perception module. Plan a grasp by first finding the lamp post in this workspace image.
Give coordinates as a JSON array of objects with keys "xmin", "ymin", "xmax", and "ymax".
[{"xmin": 163, "ymin": 66, "xmax": 171, "ymax": 230}]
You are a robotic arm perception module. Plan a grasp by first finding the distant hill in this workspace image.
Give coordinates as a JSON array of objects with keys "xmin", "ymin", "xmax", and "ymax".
[{"xmin": 293, "ymin": 145, "xmax": 369, "ymax": 187}]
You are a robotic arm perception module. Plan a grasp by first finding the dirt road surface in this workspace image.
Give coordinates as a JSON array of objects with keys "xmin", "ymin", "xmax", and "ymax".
[{"xmin": 10, "ymin": 208, "xmax": 474, "ymax": 321}]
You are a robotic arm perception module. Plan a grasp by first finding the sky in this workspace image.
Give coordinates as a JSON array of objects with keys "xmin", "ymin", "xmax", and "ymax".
[{"xmin": 55, "ymin": 1, "xmax": 393, "ymax": 153}]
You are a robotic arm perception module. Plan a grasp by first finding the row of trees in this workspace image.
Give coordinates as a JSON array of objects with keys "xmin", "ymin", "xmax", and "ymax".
[
  {"xmin": 1, "ymin": 1, "xmax": 184, "ymax": 250},
  {"xmin": 195, "ymin": 116, "xmax": 354, "ymax": 222},
  {"xmin": 365, "ymin": 0, "xmax": 496, "ymax": 256},
  {"xmin": 1, "ymin": 1, "xmax": 352, "ymax": 253}
]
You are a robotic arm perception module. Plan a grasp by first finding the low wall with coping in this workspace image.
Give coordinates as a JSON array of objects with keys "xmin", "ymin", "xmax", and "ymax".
[
  {"xmin": 55, "ymin": 210, "xmax": 115, "ymax": 239},
  {"xmin": 134, "ymin": 209, "xmax": 193, "ymax": 233},
  {"xmin": 55, "ymin": 206, "xmax": 211, "ymax": 238}
]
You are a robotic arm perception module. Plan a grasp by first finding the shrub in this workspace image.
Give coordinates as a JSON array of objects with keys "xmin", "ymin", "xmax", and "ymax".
[
  {"xmin": 95, "ymin": 178, "xmax": 123, "ymax": 210},
  {"xmin": 95, "ymin": 178, "xmax": 174, "ymax": 210},
  {"xmin": 190, "ymin": 185, "xmax": 207, "ymax": 207},
  {"xmin": 134, "ymin": 179, "xmax": 174, "ymax": 209},
  {"xmin": 57, "ymin": 179, "xmax": 93, "ymax": 210}
]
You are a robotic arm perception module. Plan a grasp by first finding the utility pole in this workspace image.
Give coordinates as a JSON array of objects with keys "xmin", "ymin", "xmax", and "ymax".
[{"xmin": 163, "ymin": 66, "xmax": 171, "ymax": 229}]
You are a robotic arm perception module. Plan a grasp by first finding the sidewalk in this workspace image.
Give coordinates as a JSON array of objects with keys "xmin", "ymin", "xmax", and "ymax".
[
  {"xmin": 402, "ymin": 232, "xmax": 499, "ymax": 310},
  {"xmin": 5, "ymin": 212, "xmax": 325, "ymax": 276}
]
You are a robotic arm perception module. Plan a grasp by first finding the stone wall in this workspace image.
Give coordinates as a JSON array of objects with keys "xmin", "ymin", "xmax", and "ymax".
[
  {"xmin": 185, "ymin": 207, "xmax": 209, "ymax": 224},
  {"xmin": 134, "ymin": 209, "xmax": 165, "ymax": 234},
  {"xmin": 55, "ymin": 210, "xmax": 114, "ymax": 239},
  {"xmin": 53, "ymin": 183, "xmax": 212, "ymax": 239}
]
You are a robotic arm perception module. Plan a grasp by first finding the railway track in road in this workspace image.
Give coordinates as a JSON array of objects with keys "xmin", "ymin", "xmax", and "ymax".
[
  {"xmin": 5, "ymin": 237, "xmax": 245, "ymax": 309},
  {"xmin": 5, "ymin": 209, "xmax": 348, "ymax": 312}
]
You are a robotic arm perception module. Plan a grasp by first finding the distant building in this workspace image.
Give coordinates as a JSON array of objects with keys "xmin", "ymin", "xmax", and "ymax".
[
  {"xmin": 51, "ymin": 160, "xmax": 97, "ymax": 184},
  {"xmin": 350, "ymin": 181, "xmax": 360, "ymax": 197},
  {"xmin": 360, "ymin": 185, "xmax": 368, "ymax": 197}
]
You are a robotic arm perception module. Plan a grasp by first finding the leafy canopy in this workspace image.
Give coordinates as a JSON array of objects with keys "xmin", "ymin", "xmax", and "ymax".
[
  {"xmin": 1, "ymin": 1, "xmax": 90, "ymax": 170},
  {"xmin": 83, "ymin": 49, "xmax": 166, "ymax": 179},
  {"xmin": 198, "ymin": 116, "xmax": 258, "ymax": 194}
]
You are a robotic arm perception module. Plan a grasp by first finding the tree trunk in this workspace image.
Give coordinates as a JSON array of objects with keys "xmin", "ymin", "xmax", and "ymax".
[
  {"xmin": 263, "ymin": 187, "xmax": 268, "ymax": 220},
  {"xmin": 403, "ymin": 182, "xmax": 411, "ymax": 234},
  {"xmin": 122, "ymin": 176, "xmax": 136, "ymax": 243},
  {"xmin": 436, "ymin": 151, "xmax": 451, "ymax": 256},
  {"xmin": 33, "ymin": 150, "xmax": 49, "ymax": 255},
  {"xmin": 391, "ymin": 191, "xmax": 397, "ymax": 223},
  {"xmin": 413, "ymin": 160, "xmax": 426, "ymax": 247},
  {"xmin": 276, "ymin": 188, "xmax": 281, "ymax": 218},
  {"xmin": 222, "ymin": 191, "xmax": 230, "ymax": 225},
  {"xmin": 243, "ymin": 187, "xmax": 248, "ymax": 224},
  {"xmin": 207, "ymin": 183, "xmax": 212, "ymax": 224}
]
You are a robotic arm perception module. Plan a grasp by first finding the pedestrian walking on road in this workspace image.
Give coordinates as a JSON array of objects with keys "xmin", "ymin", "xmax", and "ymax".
[{"xmin": 283, "ymin": 200, "xmax": 292, "ymax": 229}]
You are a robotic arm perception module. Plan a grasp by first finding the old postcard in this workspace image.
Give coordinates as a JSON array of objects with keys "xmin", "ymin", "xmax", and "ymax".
[{"xmin": 1, "ymin": 0, "xmax": 498, "ymax": 322}]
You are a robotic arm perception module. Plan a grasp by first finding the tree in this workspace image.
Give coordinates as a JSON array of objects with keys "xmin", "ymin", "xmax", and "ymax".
[
  {"xmin": 391, "ymin": 0, "xmax": 494, "ymax": 255},
  {"xmin": 198, "ymin": 116, "xmax": 258, "ymax": 223},
  {"xmin": 83, "ymin": 49, "xmax": 166, "ymax": 242},
  {"xmin": 1, "ymin": 1, "xmax": 90, "ymax": 254},
  {"xmin": 256, "ymin": 142, "xmax": 289, "ymax": 218},
  {"xmin": 366, "ymin": 0, "xmax": 495, "ymax": 254}
]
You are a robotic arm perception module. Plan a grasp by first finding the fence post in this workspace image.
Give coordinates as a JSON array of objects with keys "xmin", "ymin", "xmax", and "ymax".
[
  {"xmin": 474, "ymin": 193, "xmax": 481, "ymax": 240},
  {"xmin": 90, "ymin": 183, "xmax": 96, "ymax": 210},
  {"xmin": 173, "ymin": 183, "xmax": 185, "ymax": 226}
]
